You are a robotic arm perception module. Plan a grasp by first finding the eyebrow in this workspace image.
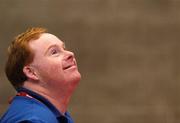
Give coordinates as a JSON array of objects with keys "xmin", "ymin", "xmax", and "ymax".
[{"xmin": 44, "ymin": 42, "xmax": 65, "ymax": 55}]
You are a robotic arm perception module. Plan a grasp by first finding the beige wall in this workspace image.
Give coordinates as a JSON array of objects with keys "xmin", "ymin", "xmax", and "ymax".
[{"xmin": 0, "ymin": 0, "xmax": 180, "ymax": 123}]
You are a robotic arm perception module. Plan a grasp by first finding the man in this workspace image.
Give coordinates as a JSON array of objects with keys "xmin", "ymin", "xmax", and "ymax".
[{"xmin": 0, "ymin": 27, "xmax": 81, "ymax": 123}]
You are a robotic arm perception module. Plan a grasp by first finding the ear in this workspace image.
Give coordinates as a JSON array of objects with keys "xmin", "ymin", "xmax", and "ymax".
[{"xmin": 23, "ymin": 65, "xmax": 39, "ymax": 81}]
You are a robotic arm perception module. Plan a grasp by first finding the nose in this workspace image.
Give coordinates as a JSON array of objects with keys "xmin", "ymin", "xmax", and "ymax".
[{"xmin": 64, "ymin": 50, "xmax": 74, "ymax": 61}]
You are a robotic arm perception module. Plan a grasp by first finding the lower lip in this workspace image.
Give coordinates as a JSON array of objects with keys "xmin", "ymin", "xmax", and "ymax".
[{"xmin": 64, "ymin": 65, "xmax": 77, "ymax": 70}]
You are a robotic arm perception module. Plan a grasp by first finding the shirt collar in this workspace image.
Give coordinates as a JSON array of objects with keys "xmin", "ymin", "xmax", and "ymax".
[{"xmin": 16, "ymin": 87, "xmax": 63, "ymax": 118}]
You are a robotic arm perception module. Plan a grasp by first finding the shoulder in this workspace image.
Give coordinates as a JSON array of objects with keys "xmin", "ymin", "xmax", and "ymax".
[
  {"xmin": 1, "ymin": 116, "xmax": 49, "ymax": 123},
  {"xmin": 1, "ymin": 96, "xmax": 58, "ymax": 123}
]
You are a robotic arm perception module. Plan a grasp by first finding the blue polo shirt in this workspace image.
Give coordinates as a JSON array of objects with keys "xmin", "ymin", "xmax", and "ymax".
[{"xmin": 0, "ymin": 87, "xmax": 74, "ymax": 123}]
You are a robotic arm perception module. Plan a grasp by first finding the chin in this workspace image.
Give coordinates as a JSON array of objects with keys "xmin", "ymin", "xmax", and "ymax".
[
  {"xmin": 67, "ymin": 73, "xmax": 81, "ymax": 93},
  {"xmin": 73, "ymin": 72, "xmax": 81, "ymax": 83},
  {"xmin": 70, "ymin": 72, "xmax": 81, "ymax": 86}
]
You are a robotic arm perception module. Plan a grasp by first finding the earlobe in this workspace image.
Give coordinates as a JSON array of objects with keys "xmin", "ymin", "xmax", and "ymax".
[{"xmin": 23, "ymin": 65, "xmax": 39, "ymax": 81}]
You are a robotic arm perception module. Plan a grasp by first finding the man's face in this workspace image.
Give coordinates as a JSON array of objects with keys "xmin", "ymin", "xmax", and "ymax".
[{"xmin": 28, "ymin": 33, "xmax": 81, "ymax": 90}]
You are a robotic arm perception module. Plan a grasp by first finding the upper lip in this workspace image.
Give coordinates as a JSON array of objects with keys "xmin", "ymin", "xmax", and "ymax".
[{"xmin": 63, "ymin": 61, "xmax": 76, "ymax": 70}]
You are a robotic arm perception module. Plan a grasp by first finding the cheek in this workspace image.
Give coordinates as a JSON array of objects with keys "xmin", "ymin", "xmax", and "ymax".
[{"xmin": 37, "ymin": 61, "xmax": 64, "ymax": 79}]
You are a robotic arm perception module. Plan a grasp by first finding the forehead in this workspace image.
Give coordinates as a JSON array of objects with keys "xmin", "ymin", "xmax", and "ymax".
[{"xmin": 29, "ymin": 33, "xmax": 64, "ymax": 51}]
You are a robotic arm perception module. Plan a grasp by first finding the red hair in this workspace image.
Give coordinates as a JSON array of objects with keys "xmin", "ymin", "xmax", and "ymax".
[{"xmin": 5, "ymin": 27, "xmax": 47, "ymax": 88}]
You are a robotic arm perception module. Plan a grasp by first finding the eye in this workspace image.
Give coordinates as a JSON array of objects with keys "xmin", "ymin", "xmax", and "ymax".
[{"xmin": 51, "ymin": 49, "xmax": 59, "ymax": 55}]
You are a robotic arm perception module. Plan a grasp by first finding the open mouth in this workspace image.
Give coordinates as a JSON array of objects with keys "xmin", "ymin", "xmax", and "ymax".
[
  {"xmin": 63, "ymin": 65, "xmax": 73, "ymax": 70},
  {"xmin": 63, "ymin": 62, "xmax": 76, "ymax": 70}
]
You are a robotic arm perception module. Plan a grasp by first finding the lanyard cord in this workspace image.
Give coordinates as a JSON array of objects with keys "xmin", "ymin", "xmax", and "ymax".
[
  {"xmin": 16, "ymin": 92, "xmax": 33, "ymax": 98},
  {"xmin": 8, "ymin": 92, "xmax": 33, "ymax": 104}
]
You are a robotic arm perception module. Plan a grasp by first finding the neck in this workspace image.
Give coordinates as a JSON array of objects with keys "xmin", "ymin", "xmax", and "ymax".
[
  {"xmin": 36, "ymin": 89, "xmax": 71, "ymax": 114},
  {"xmin": 23, "ymin": 82, "xmax": 72, "ymax": 115}
]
